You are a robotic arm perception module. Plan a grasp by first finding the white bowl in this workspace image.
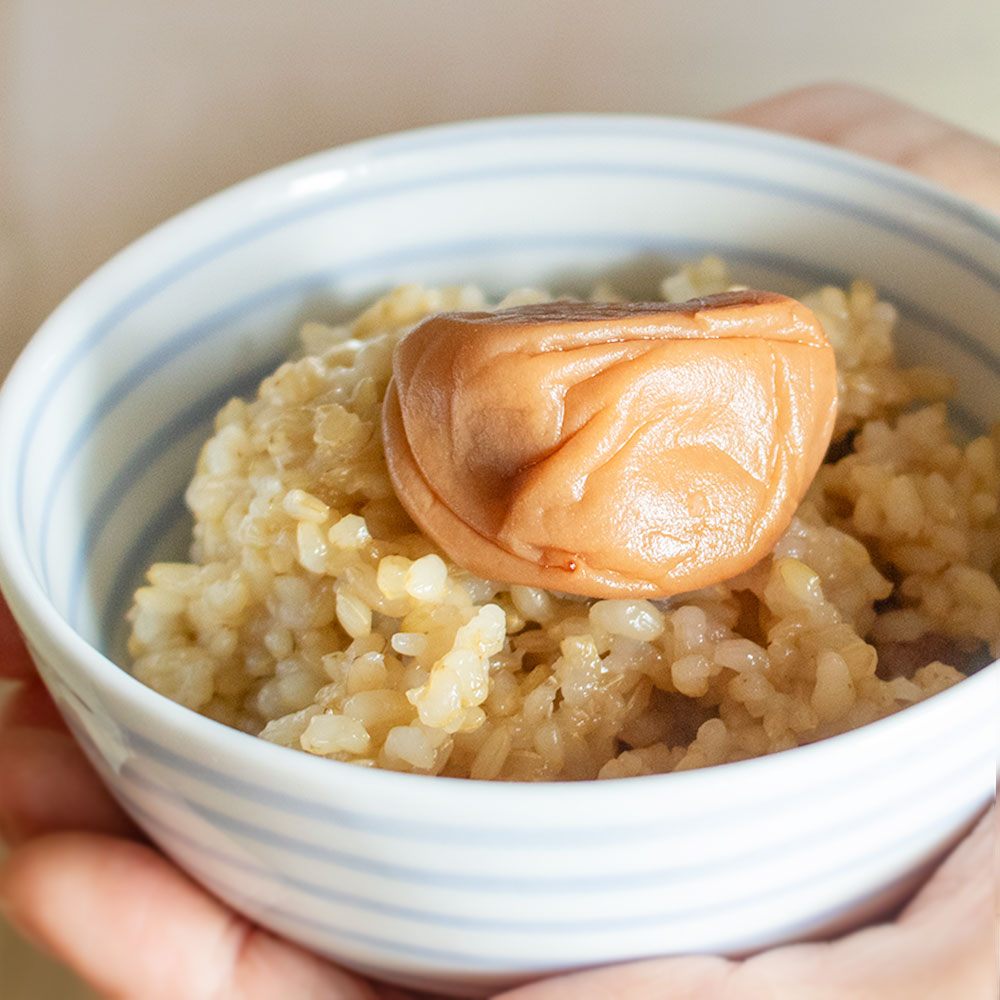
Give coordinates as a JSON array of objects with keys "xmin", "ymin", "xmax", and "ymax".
[{"xmin": 0, "ymin": 115, "xmax": 996, "ymax": 997}]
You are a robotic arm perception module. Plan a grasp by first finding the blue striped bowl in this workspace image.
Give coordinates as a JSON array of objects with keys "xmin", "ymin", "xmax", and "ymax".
[{"xmin": 0, "ymin": 116, "xmax": 996, "ymax": 997}]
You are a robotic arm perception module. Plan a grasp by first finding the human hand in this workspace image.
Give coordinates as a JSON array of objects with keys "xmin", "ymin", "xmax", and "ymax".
[
  {"xmin": 722, "ymin": 82, "xmax": 1000, "ymax": 214},
  {"xmin": 2, "ymin": 85, "xmax": 998, "ymax": 1000},
  {"xmin": 0, "ymin": 598, "xmax": 413, "ymax": 1000}
]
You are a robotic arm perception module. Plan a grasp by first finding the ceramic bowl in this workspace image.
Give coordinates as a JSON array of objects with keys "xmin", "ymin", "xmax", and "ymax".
[{"xmin": 0, "ymin": 115, "xmax": 996, "ymax": 997}]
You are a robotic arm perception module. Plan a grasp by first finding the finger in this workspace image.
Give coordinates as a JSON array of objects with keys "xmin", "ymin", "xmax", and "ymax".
[
  {"xmin": 898, "ymin": 806, "xmax": 996, "ymax": 924},
  {"xmin": 0, "ymin": 833, "xmax": 396, "ymax": 1000},
  {"xmin": 0, "ymin": 598, "xmax": 35, "ymax": 681},
  {"xmin": 0, "ymin": 676, "xmax": 67, "ymax": 731},
  {"xmin": 0, "ymin": 726, "xmax": 137, "ymax": 844},
  {"xmin": 499, "ymin": 812, "xmax": 997, "ymax": 1000},
  {"xmin": 724, "ymin": 816, "xmax": 996, "ymax": 999},
  {"xmin": 493, "ymin": 955, "xmax": 737, "ymax": 1000},
  {"xmin": 721, "ymin": 83, "xmax": 1000, "ymax": 213}
]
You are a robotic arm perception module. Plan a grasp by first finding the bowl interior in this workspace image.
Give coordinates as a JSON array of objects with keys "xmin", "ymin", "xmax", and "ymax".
[{"xmin": 2, "ymin": 113, "xmax": 999, "ymax": 678}]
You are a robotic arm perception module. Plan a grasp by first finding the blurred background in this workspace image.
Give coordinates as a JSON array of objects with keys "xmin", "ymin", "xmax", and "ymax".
[{"xmin": 1, "ymin": 1, "xmax": 997, "ymax": 997}]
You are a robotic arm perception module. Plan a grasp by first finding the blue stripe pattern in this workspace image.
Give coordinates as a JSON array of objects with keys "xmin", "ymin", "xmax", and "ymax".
[
  {"xmin": 119, "ymin": 788, "xmax": 949, "ymax": 943},
  {"xmin": 114, "ymin": 752, "xmax": 983, "ymax": 901},
  {"xmin": 50, "ymin": 230, "xmax": 1000, "ymax": 629},
  {"xmin": 334, "ymin": 115, "xmax": 1000, "ymax": 243},
  {"xmin": 52, "ymin": 690, "xmax": 970, "ymax": 971},
  {"xmin": 17, "ymin": 126, "xmax": 1000, "ymax": 605},
  {"xmin": 118, "ymin": 707, "xmax": 990, "ymax": 851},
  {"xmin": 7, "ymin": 115, "xmax": 999, "ymax": 988}
]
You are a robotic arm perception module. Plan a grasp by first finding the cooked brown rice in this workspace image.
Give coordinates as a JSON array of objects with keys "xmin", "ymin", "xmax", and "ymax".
[{"xmin": 127, "ymin": 258, "xmax": 1000, "ymax": 780}]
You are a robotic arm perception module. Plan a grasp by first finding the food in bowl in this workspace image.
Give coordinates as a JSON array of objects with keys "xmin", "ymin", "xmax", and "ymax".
[
  {"xmin": 126, "ymin": 257, "xmax": 999, "ymax": 781},
  {"xmin": 383, "ymin": 289, "xmax": 838, "ymax": 597}
]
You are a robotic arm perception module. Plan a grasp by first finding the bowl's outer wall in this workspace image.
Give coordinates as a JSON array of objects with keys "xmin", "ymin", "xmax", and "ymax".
[{"xmin": 1, "ymin": 116, "xmax": 998, "ymax": 995}]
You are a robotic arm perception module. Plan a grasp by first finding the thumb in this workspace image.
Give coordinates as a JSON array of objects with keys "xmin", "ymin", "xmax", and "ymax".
[
  {"xmin": 721, "ymin": 83, "xmax": 1000, "ymax": 214},
  {"xmin": 0, "ymin": 832, "xmax": 399, "ymax": 1000}
]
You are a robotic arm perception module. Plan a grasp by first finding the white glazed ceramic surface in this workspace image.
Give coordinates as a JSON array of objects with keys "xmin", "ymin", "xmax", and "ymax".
[{"xmin": 0, "ymin": 116, "xmax": 997, "ymax": 997}]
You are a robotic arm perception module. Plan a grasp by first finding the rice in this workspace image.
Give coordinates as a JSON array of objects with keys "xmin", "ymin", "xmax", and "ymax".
[{"xmin": 127, "ymin": 258, "xmax": 999, "ymax": 780}]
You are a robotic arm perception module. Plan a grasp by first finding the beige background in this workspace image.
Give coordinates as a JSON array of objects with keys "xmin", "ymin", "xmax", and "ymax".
[{"xmin": 1, "ymin": 1, "xmax": 998, "ymax": 997}]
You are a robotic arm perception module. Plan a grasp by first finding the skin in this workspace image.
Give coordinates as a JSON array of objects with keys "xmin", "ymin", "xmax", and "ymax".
[{"xmin": 1, "ymin": 84, "xmax": 998, "ymax": 999}]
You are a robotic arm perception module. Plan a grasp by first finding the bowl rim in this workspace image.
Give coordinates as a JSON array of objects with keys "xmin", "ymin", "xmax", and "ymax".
[{"xmin": 0, "ymin": 111, "xmax": 997, "ymax": 804}]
